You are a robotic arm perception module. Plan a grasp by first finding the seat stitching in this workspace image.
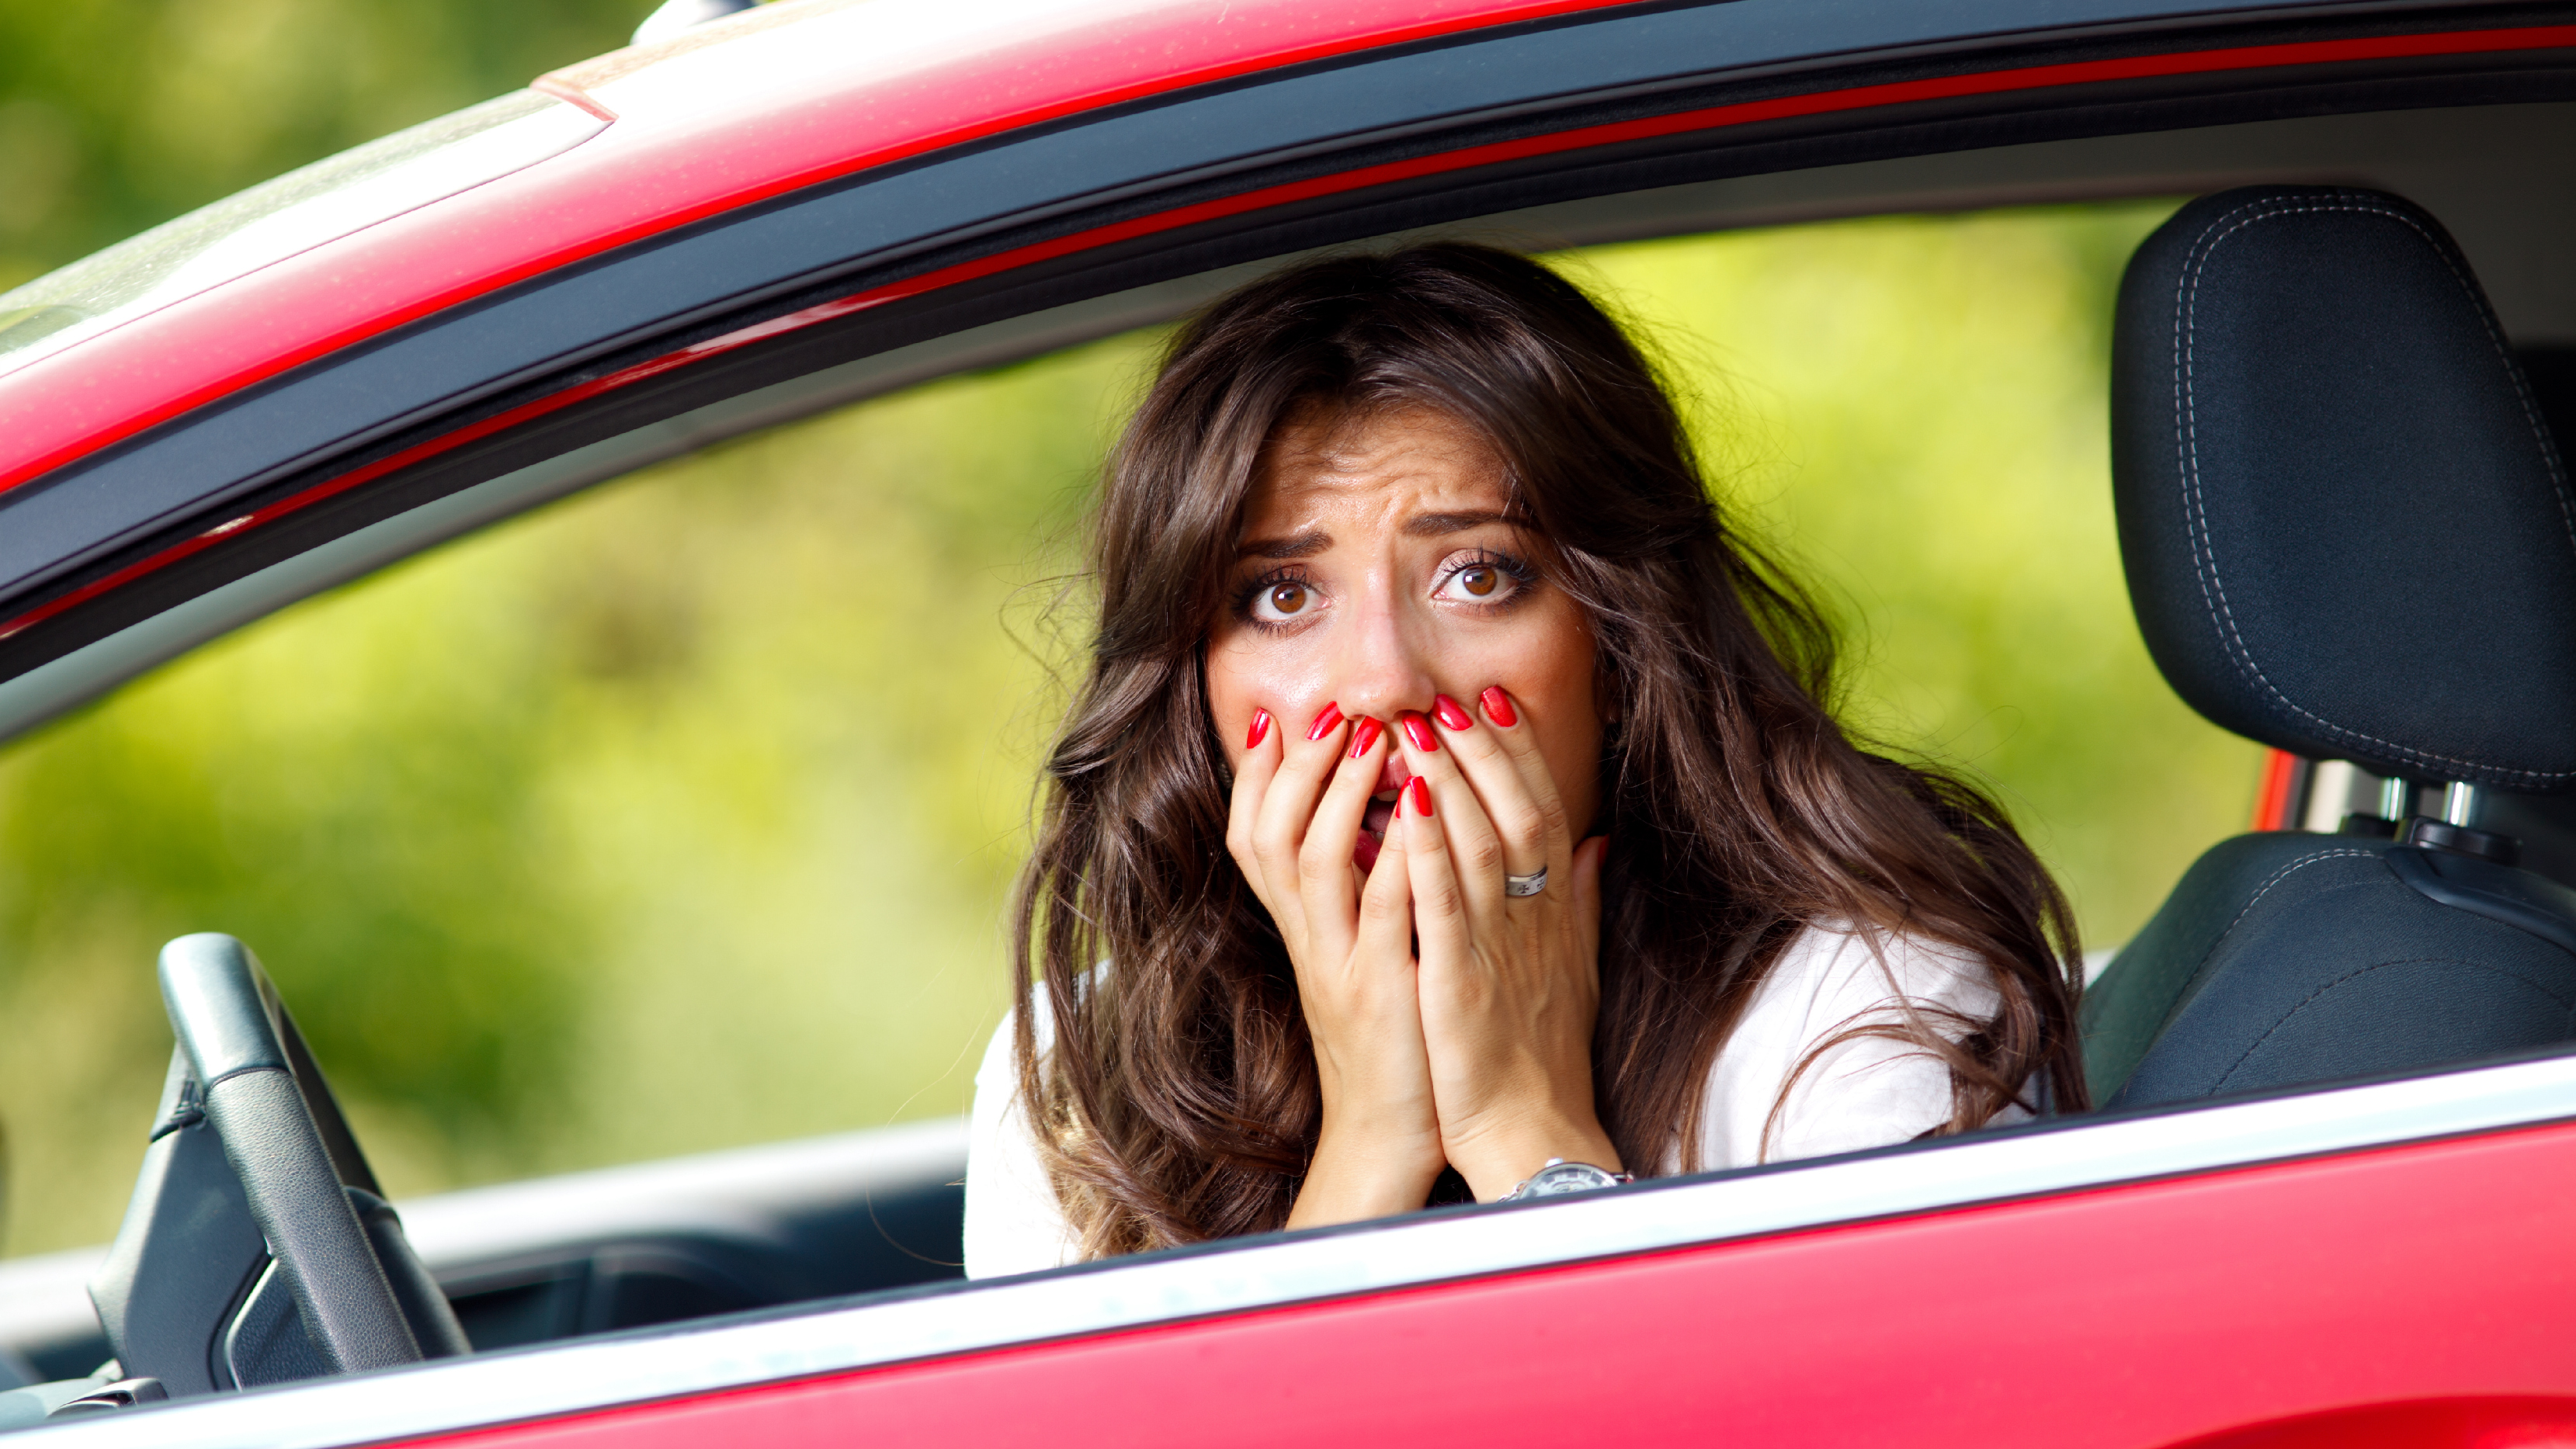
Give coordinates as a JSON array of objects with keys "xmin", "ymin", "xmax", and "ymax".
[
  {"xmin": 2208, "ymin": 955, "xmax": 2576, "ymax": 1092},
  {"xmin": 2144, "ymin": 848, "xmax": 2380, "ymax": 1042},
  {"xmin": 2180, "ymin": 196, "xmax": 2574, "ymax": 779},
  {"xmin": 2173, "ymin": 192, "xmax": 2576, "ymax": 785}
]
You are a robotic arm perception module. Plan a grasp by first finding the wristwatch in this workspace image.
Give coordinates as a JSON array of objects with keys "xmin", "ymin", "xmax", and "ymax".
[{"xmin": 1503, "ymin": 1158, "xmax": 1635, "ymax": 1201}]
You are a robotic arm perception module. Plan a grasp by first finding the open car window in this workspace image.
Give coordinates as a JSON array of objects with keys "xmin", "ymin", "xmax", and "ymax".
[
  {"xmin": 2, "ymin": 198, "xmax": 2251, "ymax": 1295},
  {"xmin": 15, "ymin": 168, "xmax": 2576, "ymax": 1342}
]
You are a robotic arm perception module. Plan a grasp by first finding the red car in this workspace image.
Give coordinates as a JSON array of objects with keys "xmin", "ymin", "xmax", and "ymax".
[{"xmin": 3, "ymin": 0, "xmax": 2576, "ymax": 1443}]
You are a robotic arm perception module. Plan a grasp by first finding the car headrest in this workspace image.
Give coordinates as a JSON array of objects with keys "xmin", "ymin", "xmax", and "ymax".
[{"xmin": 2112, "ymin": 186, "xmax": 2576, "ymax": 792}]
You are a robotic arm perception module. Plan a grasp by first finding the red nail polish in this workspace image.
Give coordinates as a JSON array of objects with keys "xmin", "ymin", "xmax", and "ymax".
[
  {"xmin": 1433, "ymin": 695, "xmax": 1473, "ymax": 731},
  {"xmin": 1306, "ymin": 702, "xmax": 1344, "ymax": 741},
  {"xmin": 1406, "ymin": 775, "xmax": 1433, "ymax": 816},
  {"xmin": 1400, "ymin": 711, "xmax": 1439, "ymax": 752},
  {"xmin": 1348, "ymin": 716, "xmax": 1383, "ymax": 759},
  {"xmin": 1479, "ymin": 687, "xmax": 1518, "ymax": 728},
  {"xmin": 1245, "ymin": 708, "xmax": 1271, "ymax": 749}
]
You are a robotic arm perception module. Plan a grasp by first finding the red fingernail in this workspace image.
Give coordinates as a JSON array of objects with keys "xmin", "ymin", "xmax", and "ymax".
[
  {"xmin": 1406, "ymin": 775, "xmax": 1433, "ymax": 816},
  {"xmin": 1433, "ymin": 695, "xmax": 1473, "ymax": 731},
  {"xmin": 1245, "ymin": 708, "xmax": 1272, "ymax": 749},
  {"xmin": 1400, "ymin": 711, "xmax": 1439, "ymax": 752},
  {"xmin": 1306, "ymin": 702, "xmax": 1344, "ymax": 741},
  {"xmin": 1348, "ymin": 716, "xmax": 1383, "ymax": 759},
  {"xmin": 1479, "ymin": 687, "xmax": 1518, "ymax": 728}
]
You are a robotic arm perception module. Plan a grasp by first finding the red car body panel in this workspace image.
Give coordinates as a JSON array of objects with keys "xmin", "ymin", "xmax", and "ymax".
[{"xmin": 407, "ymin": 1121, "xmax": 2576, "ymax": 1449}]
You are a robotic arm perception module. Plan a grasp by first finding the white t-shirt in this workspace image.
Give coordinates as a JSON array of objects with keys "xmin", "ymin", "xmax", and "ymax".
[{"xmin": 962, "ymin": 922, "xmax": 2013, "ymax": 1279}]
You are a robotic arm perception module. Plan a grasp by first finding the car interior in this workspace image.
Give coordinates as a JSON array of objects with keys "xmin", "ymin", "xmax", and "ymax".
[
  {"xmin": 2083, "ymin": 184, "xmax": 2576, "ymax": 1108},
  {"xmin": 7, "ymin": 88, "xmax": 2576, "ymax": 1426}
]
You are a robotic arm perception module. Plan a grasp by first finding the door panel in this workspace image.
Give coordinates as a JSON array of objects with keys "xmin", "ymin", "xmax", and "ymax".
[{"xmin": 409, "ymin": 1117, "xmax": 2576, "ymax": 1449}]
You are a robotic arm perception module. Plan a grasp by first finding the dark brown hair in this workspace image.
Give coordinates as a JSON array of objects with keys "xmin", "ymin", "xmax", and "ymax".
[{"xmin": 1013, "ymin": 242, "xmax": 2085, "ymax": 1260}]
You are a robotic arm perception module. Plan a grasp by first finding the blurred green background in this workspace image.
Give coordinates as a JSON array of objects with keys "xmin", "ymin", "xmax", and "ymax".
[
  {"xmin": 0, "ymin": 0, "xmax": 2262, "ymax": 1258},
  {"xmin": 0, "ymin": 0, "xmax": 641, "ymax": 292}
]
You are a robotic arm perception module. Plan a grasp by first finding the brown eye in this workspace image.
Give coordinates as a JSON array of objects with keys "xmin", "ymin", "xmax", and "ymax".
[
  {"xmin": 1250, "ymin": 578, "xmax": 1315, "ymax": 622},
  {"xmin": 1437, "ymin": 560, "xmax": 1518, "ymax": 605}
]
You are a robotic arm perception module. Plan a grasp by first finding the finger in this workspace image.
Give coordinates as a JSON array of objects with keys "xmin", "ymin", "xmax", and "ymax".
[
  {"xmin": 1394, "ymin": 773, "xmax": 1473, "ymax": 971},
  {"xmin": 1355, "ymin": 789, "xmax": 1417, "ymax": 965},
  {"xmin": 1251, "ymin": 702, "xmax": 1348, "ymax": 889},
  {"xmin": 1395, "ymin": 707, "xmax": 1510, "ymax": 922},
  {"xmin": 1433, "ymin": 692, "xmax": 1554, "ymax": 889},
  {"xmin": 1225, "ymin": 706, "xmax": 1284, "ymax": 882},
  {"xmin": 1473, "ymin": 686, "xmax": 1575, "ymax": 885},
  {"xmin": 1250, "ymin": 702, "xmax": 1349, "ymax": 943},
  {"xmin": 1297, "ymin": 714, "xmax": 1394, "ymax": 954}
]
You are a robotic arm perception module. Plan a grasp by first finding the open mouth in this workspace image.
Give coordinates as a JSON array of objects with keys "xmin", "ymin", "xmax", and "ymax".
[{"xmin": 1353, "ymin": 756, "xmax": 1407, "ymax": 872}]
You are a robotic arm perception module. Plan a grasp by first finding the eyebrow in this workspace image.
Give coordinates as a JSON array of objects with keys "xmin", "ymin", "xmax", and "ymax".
[
  {"xmin": 1234, "ymin": 511, "xmax": 1515, "ymax": 560},
  {"xmin": 1404, "ymin": 509, "xmax": 1513, "ymax": 538},
  {"xmin": 1236, "ymin": 530, "xmax": 1331, "ymax": 560}
]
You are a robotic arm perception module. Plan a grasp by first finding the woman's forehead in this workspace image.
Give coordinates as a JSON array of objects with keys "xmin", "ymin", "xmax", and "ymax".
[{"xmin": 1240, "ymin": 404, "xmax": 1512, "ymax": 539}]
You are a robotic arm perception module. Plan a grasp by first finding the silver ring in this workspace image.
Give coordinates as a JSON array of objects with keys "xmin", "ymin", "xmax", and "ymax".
[{"xmin": 1503, "ymin": 867, "xmax": 1548, "ymax": 898}]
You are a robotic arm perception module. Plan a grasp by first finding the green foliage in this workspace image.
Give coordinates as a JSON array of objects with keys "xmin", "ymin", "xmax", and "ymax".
[
  {"xmin": 0, "ymin": 603, "xmax": 579, "ymax": 1129},
  {"xmin": 0, "ymin": 0, "xmax": 641, "ymax": 290}
]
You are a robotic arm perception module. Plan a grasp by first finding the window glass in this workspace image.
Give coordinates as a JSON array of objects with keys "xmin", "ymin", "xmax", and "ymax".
[{"xmin": 0, "ymin": 199, "xmax": 2251, "ymax": 1260}]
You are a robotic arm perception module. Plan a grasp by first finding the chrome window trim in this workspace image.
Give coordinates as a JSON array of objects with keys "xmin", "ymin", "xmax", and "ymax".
[{"xmin": 30, "ymin": 1051, "xmax": 2576, "ymax": 1447}]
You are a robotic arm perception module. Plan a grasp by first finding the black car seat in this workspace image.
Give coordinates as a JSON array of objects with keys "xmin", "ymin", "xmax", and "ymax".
[{"xmin": 2082, "ymin": 185, "xmax": 2576, "ymax": 1108}]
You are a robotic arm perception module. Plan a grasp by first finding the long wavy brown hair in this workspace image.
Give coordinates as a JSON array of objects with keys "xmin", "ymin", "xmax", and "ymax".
[{"xmin": 1013, "ymin": 242, "xmax": 2085, "ymax": 1261}]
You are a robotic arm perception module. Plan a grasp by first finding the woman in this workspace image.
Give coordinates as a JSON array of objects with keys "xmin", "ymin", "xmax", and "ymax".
[{"xmin": 963, "ymin": 243, "xmax": 2084, "ymax": 1277}]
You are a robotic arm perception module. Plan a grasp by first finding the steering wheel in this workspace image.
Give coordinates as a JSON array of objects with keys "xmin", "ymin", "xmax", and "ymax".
[{"xmin": 85, "ymin": 934, "xmax": 468, "ymax": 1399}]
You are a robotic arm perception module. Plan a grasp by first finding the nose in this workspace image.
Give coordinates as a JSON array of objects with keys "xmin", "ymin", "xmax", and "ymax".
[{"xmin": 1335, "ymin": 582, "xmax": 1438, "ymax": 726}]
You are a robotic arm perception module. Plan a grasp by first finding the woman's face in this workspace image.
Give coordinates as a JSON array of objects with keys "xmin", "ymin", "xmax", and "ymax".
[{"xmin": 1206, "ymin": 404, "xmax": 1604, "ymax": 854}]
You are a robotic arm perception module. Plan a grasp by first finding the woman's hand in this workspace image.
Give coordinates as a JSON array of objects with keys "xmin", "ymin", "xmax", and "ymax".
[
  {"xmin": 1393, "ymin": 688, "xmax": 1618, "ymax": 1201},
  {"xmin": 1228, "ymin": 704, "xmax": 1446, "ymax": 1227}
]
